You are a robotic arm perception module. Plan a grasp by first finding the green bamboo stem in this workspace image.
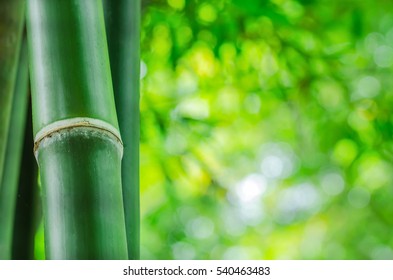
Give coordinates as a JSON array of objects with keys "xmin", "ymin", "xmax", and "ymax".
[
  {"xmin": 27, "ymin": 0, "xmax": 127, "ymax": 259},
  {"xmin": 0, "ymin": 0, "xmax": 25, "ymax": 198},
  {"xmin": 103, "ymin": 0, "xmax": 141, "ymax": 260},
  {"xmin": 0, "ymin": 37, "xmax": 28, "ymax": 260},
  {"xmin": 12, "ymin": 102, "xmax": 40, "ymax": 260}
]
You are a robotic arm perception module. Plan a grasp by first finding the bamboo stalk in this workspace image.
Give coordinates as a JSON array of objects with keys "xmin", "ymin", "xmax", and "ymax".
[
  {"xmin": 0, "ymin": 37, "xmax": 28, "ymax": 260},
  {"xmin": 27, "ymin": 0, "xmax": 128, "ymax": 259},
  {"xmin": 103, "ymin": 0, "xmax": 141, "ymax": 260},
  {"xmin": 0, "ymin": 0, "xmax": 25, "ymax": 199},
  {"xmin": 12, "ymin": 101, "xmax": 40, "ymax": 260}
]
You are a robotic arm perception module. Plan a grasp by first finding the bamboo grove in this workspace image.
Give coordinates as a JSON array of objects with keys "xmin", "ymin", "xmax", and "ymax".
[{"xmin": 0, "ymin": 0, "xmax": 140, "ymax": 259}]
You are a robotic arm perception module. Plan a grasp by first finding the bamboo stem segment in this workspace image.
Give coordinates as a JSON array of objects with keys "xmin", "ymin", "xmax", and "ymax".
[
  {"xmin": 27, "ymin": 0, "xmax": 128, "ymax": 259},
  {"xmin": 103, "ymin": 0, "xmax": 141, "ymax": 260},
  {"xmin": 0, "ymin": 37, "xmax": 29, "ymax": 260},
  {"xmin": 0, "ymin": 0, "xmax": 25, "ymax": 197}
]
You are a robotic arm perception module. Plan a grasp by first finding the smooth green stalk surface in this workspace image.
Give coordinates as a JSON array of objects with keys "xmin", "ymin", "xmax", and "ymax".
[
  {"xmin": 27, "ymin": 0, "xmax": 127, "ymax": 259},
  {"xmin": 0, "ymin": 0, "xmax": 25, "ymax": 197},
  {"xmin": 37, "ymin": 128, "xmax": 126, "ymax": 259},
  {"xmin": 103, "ymin": 0, "xmax": 141, "ymax": 259},
  {"xmin": 27, "ymin": 0, "xmax": 119, "ymax": 134},
  {"xmin": 0, "ymin": 38, "xmax": 29, "ymax": 260}
]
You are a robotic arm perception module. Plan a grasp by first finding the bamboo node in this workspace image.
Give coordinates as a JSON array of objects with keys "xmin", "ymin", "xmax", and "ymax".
[{"xmin": 33, "ymin": 117, "xmax": 123, "ymax": 158}]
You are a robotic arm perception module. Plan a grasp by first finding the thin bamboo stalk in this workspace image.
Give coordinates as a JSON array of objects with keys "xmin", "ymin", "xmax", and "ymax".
[
  {"xmin": 103, "ymin": 0, "xmax": 141, "ymax": 260},
  {"xmin": 12, "ymin": 101, "xmax": 40, "ymax": 260},
  {"xmin": 0, "ymin": 37, "xmax": 29, "ymax": 260},
  {"xmin": 27, "ymin": 0, "xmax": 128, "ymax": 259},
  {"xmin": 0, "ymin": 0, "xmax": 25, "ymax": 198}
]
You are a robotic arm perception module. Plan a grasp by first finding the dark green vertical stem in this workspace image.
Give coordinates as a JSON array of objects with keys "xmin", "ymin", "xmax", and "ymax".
[
  {"xmin": 0, "ymin": 0, "xmax": 25, "ymax": 201},
  {"xmin": 103, "ymin": 0, "xmax": 141, "ymax": 259},
  {"xmin": 0, "ymin": 37, "xmax": 29, "ymax": 260},
  {"xmin": 12, "ymin": 101, "xmax": 40, "ymax": 260}
]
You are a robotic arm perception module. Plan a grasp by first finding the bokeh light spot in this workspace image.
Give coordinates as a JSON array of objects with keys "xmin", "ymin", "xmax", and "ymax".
[
  {"xmin": 186, "ymin": 216, "xmax": 215, "ymax": 240},
  {"xmin": 332, "ymin": 139, "xmax": 358, "ymax": 167},
  {"xmin": 374, "ymin": 45, "xmax": 393, "ymax": 67},
  {"xmin": 321, "ymin": 172, "xmax": 345, "ymax": 196},
  {"xmin": 172, "ymin": 242, "xmax": 196, "ymax": 259},
  {"xmin": 167, "ymin": 0, "xmax": 185, "ymax": 10},
  {"xmin": 347, "ymin": 187, "xmax": 370, "ymax": 208},
  {"xmin": 235, "ymin": 173, "xmax": 267, "ymax": 203},
  {"xmin": 353, "ymin": 76, "xmax": 380, "ymax": 100},
  {"xmin": 198, "ymin": 4, "xmax": 217, "ymax": 24}
]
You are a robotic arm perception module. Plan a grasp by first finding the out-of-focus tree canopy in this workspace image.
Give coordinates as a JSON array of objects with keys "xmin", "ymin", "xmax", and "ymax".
[{"xmin": 138, "ymin": 0, "xmax": 393, "ymax": 259}]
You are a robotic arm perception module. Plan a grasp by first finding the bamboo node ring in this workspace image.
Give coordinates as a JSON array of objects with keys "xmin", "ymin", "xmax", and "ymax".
[{"xmin": 33, "ymin": 117, "xmax": 123, "ymax": 158}]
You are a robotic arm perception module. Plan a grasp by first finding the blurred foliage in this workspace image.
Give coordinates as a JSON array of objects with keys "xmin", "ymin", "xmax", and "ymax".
[{"xmin": 138, "ymin": 0, "xmax": 393, "ymax": 260}]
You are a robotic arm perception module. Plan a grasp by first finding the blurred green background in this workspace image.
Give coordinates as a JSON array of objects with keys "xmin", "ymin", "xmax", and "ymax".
[{"xmin": 35, "ymin": 0, "xmax": 393, "ymax": 259}]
